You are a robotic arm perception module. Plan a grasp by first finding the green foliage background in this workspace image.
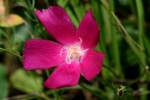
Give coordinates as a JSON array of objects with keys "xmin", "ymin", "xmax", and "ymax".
[{"xmin": 0, "ymin": 0, "xmax": 150, "ymax": 100}]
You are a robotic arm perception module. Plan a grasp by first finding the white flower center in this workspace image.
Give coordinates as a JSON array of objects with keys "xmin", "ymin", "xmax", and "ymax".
[{"xmin": 60, "ymin": 43, "xmax": 87, "ymax": 64}]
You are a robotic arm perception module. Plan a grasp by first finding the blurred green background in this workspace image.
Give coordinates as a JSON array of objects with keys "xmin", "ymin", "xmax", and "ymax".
[{"xmin": 0, "ymin": 0, "xmax": 150, "ymax": 100}]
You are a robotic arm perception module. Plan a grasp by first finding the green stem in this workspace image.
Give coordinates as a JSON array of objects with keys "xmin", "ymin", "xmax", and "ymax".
[
  {"xmin": 135, "ymin": 0, "xmax": 147, "ymax": 99},
  {"xmin": 135, "ymin": 0, "xmax": 146, "ymax": 67},
  {"xmin": 109, "ymin": 0, "xmax": 122, "ymax": 77}
]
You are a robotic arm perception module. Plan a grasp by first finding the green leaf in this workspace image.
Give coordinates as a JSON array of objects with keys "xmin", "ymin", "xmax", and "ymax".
[
  {"xmin": 10, "ymin": 69, "xmax": 43, "ymax": 93},
  {"xmin": 0, "ymin": 65, "xmax": 8, "ymax": 100}
]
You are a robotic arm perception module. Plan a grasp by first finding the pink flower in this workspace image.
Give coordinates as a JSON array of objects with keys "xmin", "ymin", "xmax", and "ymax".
[{"xmin": 23, "ymin": 6, "xmax": 105, "ymax": 89}]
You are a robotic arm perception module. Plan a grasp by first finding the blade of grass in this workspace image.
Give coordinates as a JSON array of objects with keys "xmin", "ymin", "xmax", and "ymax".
[
  {"xmin": 70, "ymin": 0, "xmax": 85, "ymax": 21},
  {"xmin": 135, "ymin": 0, "xmax": 147, "ymax": 99},
  {"xmin": 57, "ymin": 0, "xmax": 69, "ymax": 7},
  {"xmin": 109, "ymin": 0, "xmax": 122, "ymax": 77},
  {"xmin": 65, "ymin": 7, "xmax": 79, "ymax": 27},
  {"xmin": 100, "ymin": 0, "xmax": 145, "ymax": 67},
  {"xmin": 135, "ymin": 0, "xmax": 146, "ymax": 67},
  {"xmin": 100, "ymin": 0, "xmax": 143, "ymax": 50},
  {"xmin": 99, "ymin": 0, "xmax": 122, "ymax": 77},
  {"xmin": 91, "ymin": 0, "xmax": 114, "ymax": 79}
]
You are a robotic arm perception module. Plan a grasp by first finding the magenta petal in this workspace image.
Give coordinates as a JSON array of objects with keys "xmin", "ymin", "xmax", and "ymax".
[
  {"xmin": 35, "ymin": 6, "xmax": 78, "ymax": 45},
  {"xmin": 44, "ymin": 62, "xmax": 80, "ymax": 89},
  {"xmin": 80, "ymin": 49, "xmax": 104, "ymax": 80},
  {"xmin": 76, "ymin": 11, "xmax": 99, "ymax": 49},
  {"xmin": 23, "ymin": 39, "xmax": 64, "ymax": 70}
]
